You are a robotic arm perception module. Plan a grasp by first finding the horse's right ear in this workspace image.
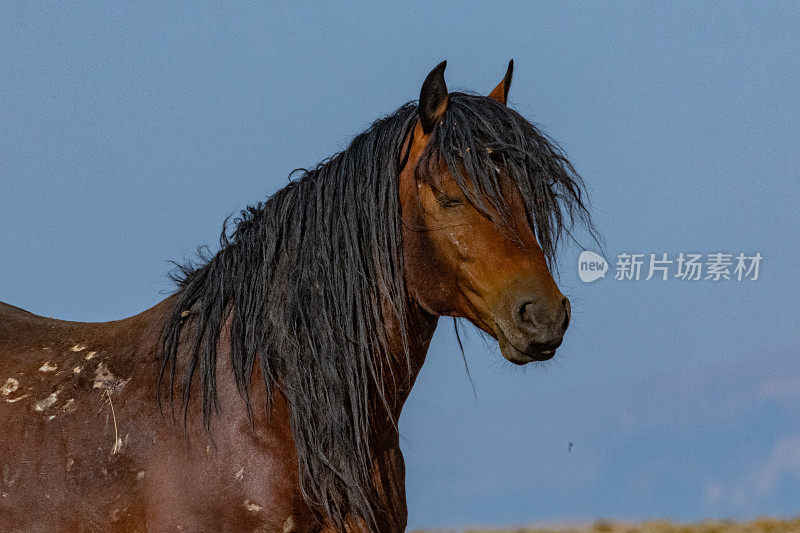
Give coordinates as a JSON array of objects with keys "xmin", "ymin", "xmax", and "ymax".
[
  {"xmin": 488, "ymin": 59, "xmax": 513, "ymax": 106},
  {"xmin": 418, "ymin": 60, "xmax": 449, "ymax": 134}
]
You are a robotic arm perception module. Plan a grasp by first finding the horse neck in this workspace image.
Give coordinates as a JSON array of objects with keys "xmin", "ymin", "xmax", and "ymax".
[{"xmin": 380, "ymin": 299, "xmax": 439, "ymax": 421}]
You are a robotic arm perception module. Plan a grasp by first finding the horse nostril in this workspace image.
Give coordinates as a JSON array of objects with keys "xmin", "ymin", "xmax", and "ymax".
[
  {"xmin": 518, "ymin": 301, "xmax": 536, "ymax": 326},
  {"xmin": 517, "ymin": 298, "xmax": 570, "ymax": 334}
]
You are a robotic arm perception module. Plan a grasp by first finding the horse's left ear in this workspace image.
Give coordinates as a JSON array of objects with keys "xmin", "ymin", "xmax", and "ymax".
[
  {"xmin": 419, "ymin": 60, "xmax": 449, "ymax": 134},
  {"xmin": 488, "ymin": 59, "xmax": 514, "ymax": 105}
]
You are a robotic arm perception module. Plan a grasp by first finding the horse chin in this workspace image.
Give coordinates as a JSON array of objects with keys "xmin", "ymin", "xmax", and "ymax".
[{"xmin": 496, "ymin": 327, "xmax": 556, "ymax": 365}]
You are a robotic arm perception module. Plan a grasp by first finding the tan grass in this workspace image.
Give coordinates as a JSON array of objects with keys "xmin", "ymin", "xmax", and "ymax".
[{"xmin": 413, "ymin": 517, "xmax": 800, "ymax": 533}]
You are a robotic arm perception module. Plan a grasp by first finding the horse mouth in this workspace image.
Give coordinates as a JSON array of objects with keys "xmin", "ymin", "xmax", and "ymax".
[{"xmin": 496, "ymin": 326, "xmax": 556, "ymax": 365}]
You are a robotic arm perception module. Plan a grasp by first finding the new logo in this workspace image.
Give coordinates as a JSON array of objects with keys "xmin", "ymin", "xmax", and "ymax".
[{"xmin": 578, "ymin": 250, "xmax": 608, "ymax": 283}]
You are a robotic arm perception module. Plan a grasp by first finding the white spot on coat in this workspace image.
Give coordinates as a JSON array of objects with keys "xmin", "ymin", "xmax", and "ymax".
[
  {"xmin": 5, "ymin": 393, "xmax": 30, "ymax": 403},
  {"xmin": 33, "ymin": 391, "xmax": 59, "ymax": 411},
  {"xmin": 283, "ymin": 516, "xmax": 297, "ymax": 532},
  {"xmin": 38, "ymin": 362, "xmax": 57, "ymax": 372},
  {"xmin": 73, "ymin": 366, "xmax": 82, "ymax": 374},
  {"xmin": 85, "ymin": 351, "xmax": 97, "ymax": 360},
  {"xmin": 61, "ymin": 398, "xmax": 76, "ymax": 413},
  {"xmin": 111, "ymin": 438, "xmax": 123, "ymax": 455},
  {"xmin": 93, "ymin": 362, "xmax": 129, "ymax": 394},
  {"xmin": 136, "ymin": 471, "xmax": 145, "ymax": 481},
  {"xmin": 93, "ymin": 362, "xmax": 114, "ymax": 389},
  {"xmin": 3, "ymin": 465, "xmax": 21, "ymax": 487},
  {"xmin": 1, "ymin": 378, "xmax": 19, "ymax": 396},
  {"xmin": 69, "ymin": 344, "xmax": 87, "ymax": 352},
  {"xmin": 243, "ymin": 500, "xmax": 262, "ymax": 513},
  {"xmin": 234, "ymin": 467, "xmax": 244, "ymax": 481}
]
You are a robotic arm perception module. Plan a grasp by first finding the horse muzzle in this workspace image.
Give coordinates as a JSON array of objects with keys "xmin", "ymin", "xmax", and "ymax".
[{"xmin": 495, "ymin": 295, "xmax": 570, "ymax": 365}]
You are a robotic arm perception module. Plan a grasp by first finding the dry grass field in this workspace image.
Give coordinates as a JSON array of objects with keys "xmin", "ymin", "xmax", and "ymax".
[{"xmin": 414, "ymin": 517, "xmax": 800, "ymax": 533}]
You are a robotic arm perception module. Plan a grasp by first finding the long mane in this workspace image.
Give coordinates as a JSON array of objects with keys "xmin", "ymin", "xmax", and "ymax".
[{"xmin": 159, "ymin": 93, "xmax": 594, "ymax": 529}]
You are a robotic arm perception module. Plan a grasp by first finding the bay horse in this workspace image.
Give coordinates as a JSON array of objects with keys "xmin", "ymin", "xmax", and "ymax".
[{"xmin": 0, "ymin": 61, "xmax": 594, "ymax": 531}]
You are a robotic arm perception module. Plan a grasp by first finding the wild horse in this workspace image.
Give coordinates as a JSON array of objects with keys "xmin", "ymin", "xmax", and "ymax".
[{"xmin": 0, "ymin": 61, "xmax": 594, "ymax": 531}]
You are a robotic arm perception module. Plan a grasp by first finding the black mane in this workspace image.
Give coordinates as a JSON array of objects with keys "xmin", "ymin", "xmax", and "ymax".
[{"xmin": 160, "ymin": 93, "xmax": 594, "ymax": 529}]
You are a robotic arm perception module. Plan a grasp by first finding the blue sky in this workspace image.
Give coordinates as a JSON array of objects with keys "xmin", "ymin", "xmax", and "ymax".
[{"xmin": 1, "ymin": 3, "xmax": 798, "ymax": 529}]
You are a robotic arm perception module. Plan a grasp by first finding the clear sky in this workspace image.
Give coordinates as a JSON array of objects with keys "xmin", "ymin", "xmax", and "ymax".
[{"xmin": 1, "ymin": 2, "xmax": 798, "ymax": 529}]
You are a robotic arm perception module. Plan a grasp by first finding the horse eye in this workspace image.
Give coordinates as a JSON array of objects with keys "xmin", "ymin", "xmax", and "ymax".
[{"xmin": 434, "ymin": 191, "xmax": 463, "ymax": 208}]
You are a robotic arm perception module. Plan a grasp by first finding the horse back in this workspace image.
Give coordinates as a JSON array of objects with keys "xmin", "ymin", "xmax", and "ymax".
[
  {"xmin": 0, "ymin": 300, "xmax": 317, "ymax": 531},
  {"xmin": 0, "ymin": 300, "xmax": 163, "ymax": 529},
  {"xmin": 0, "ymin": 299, "xmax": 158, "ymax": 393}
]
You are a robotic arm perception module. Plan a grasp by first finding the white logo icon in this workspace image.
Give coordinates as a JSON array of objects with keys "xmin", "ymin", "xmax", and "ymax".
[{"xmin": 578, "ymin": 251, "xmax": 608, "ymax": 283}]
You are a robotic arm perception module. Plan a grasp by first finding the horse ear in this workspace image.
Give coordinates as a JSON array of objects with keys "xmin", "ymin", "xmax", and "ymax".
[
  {"xmin": 418, "ymin": 60, "xmax": 449, "ymax": 134},
  {"xmin": 488, "ymin": 59, "xmax": 514, "ymax": 105}
]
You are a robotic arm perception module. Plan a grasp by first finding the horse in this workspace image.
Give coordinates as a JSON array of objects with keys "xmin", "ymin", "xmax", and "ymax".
[{"xmin": 0, "ymin": 60, "xmax": 594, "ymax": 532}]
